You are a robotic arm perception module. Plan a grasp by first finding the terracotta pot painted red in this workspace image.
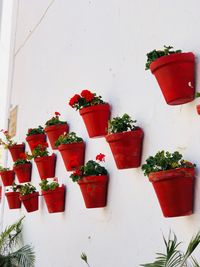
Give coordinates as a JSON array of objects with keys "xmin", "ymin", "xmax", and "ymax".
[
  {"xmin": 106, "ymin": 128, "xmax": 144, "ymax": 169},
  {"xmin": 26, "ymin": 133, "xmax": 46, "ymax": 152},
  {"xmin": 20, "ymin": 192, "xmax": 39, "ymax": 212},
  {"xmin": 79, "ymin": 104, "xmax": 111, "ymax": 137},
  {"xmin": 6, "ymin": 192, "xmax": 21, "ymax": 209},
  {"xmin": 150, "ymin": 52, "xmax": 195, "ymax": 105},
  {"xmin": 148, "ymin": 167, "xmax": 195, "ymax": 217},
  {"xmin": 0, "ymin": 170, "xmax": 15, "ymax": 186},
  {"xmin": 42, "ymin": 185, "xmax": 65, "ymax": 213},
  {"xmin": 45, "ymin": 123, "xmax": 69, "ymax": 150},
  {"xmin": 34, "ymin": 154, "xmax": 56, "ymax": 180},
  {"xmin": 78, "ymin": 175, "xmax": 109, "ymax": 208},
  {"xmin": 13, "ymin": 163, "xmax": 32, "ymax": 183},
  {"xmin": 58, "ymin": 142, "xmax": 85, "ymax": 171},
  {"xmin": 8, "ymin": 143, "xmax": 25, "ymax": 161},
  {"xmin": 196, "ymin": 105, "xmax": 200, "ymax": 115}
]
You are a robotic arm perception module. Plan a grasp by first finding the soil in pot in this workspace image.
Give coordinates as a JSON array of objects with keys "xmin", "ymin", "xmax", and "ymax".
[
  {"xmin": 34, "ymin": 154, "xmax": 56, "ymax": 180},
  {"xmin": 0, "ymin": 170, "xmax": 15, "ymax": 186},
  {"xmin": 45, "ymin": 123, "xmax": 69, "ymax": 150},
  {"xmin": 20, "ymin": 192, "xmax": 39, "ymax": 212},
  {"xmin": 13, "ymin": 163, "xmax": 32, "ymax": 183},
  {"xmin": 8, "ymin": 143, "xmax": 25, "ymax": 161}
]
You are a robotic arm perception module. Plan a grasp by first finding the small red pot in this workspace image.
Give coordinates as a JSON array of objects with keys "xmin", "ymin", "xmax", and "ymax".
[
  {"xmin": 196, "ymin": 105, "xmax": 200, "ymax": 115},
  {"xmin": 13, "ymin": 163, "xmax": 32, "ymax": 183},
  {"xmin": 45, "ymin": 123, "xmax": 69, "ymax": 150},
  {"xmin": 148, "ymin": 167, "xmax": 195, "ymax": 217},
  {"xmin": 78, "ymin": 175, "xmax": 109, "ymax": 208},
  {"xmin": 58, "ymin": 142, "xmax": 85, "ymax": 171},
  {"xmin": 0, "ymin": 170, "xmax": 15, "ymax": 186},
  {"xmin": 150, "ymin": 52, "xmax": 195, "ymax": 105},
  {"xmin": 20, "ymin": 192, "xmax": 39, "ymax": 212},
  {"xmin": 26, "ymin": 133, "xmax": 47, "ymax": 152},
  {"xmin": 106, "ymin": 128, "xmax": 144, "ymax": 169},
  {"xmin": 79, "ymin": 104, "xmax": 111, "ymax": 138},
  {"xmin": 42, "ymin": 185, "xmax": 65, "ymax": 213},
  {"xmin": 8, "ymin": 143, "xmax": 25, "ymax": 161},
  {"xmin": 34, "ymin": 154, "xmax": 56, "ymax": 180},
  {"xmin": 6, "ymin": 192, "xmax": 21, "ymax": 209}
]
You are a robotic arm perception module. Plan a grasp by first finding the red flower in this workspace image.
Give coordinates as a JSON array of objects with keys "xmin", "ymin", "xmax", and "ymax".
[
  {"xmin": 19, "ymin": 153, "xmax": 27, "ymax": 160},
  {"xmin": 73, "ymin": 169, "xmax": 82, "ymax": 176},
  {"xmin": 3, "ymin": 130, "xmax": 8, "ymax": 136},
  {"xmin": 81, "ymin": 89, "xmax": 94, "ymax": 102},
  {"xmin": 53, "ymin": 177, "xmax": 58, "ymax": 182},
  {"xmin": 69, "ymin": 94, "xmax": 81, "ymax": 107},
  {"xmin": 96, "ymin": 153, "xmax": 105, "ymax": 162},
  {"xmin": 28, "ymin": 128, "xmax": 32, "ymax": 133},
  {"xmin": 55, "ymin": 111, "xmax": 60, "ymax": 116}
]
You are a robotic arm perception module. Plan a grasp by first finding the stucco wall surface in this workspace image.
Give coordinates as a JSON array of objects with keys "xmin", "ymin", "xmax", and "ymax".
[{"xmin": 2, "ymin": 0, "xmax": 200, "ymax": 266}]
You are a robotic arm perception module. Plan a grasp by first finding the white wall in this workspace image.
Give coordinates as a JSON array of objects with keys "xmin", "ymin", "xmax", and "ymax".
[{"xmin": 2, "ymin": 0, "xmax": 200, "ymax": 266}]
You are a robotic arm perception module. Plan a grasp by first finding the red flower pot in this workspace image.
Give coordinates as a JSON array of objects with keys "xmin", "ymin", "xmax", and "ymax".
[
  {"xmin": 13, "ymin": 163, "xmax": 32, "ymax": 183},
  {"xmin": 20, "ymin": 192, "xmax": 39, "ymax": 212},
  {"xmin": 78, "ymin": 175, "xmax": 109, "ymax": 208},
  {"xmin": 5, "ymin": 192, "xmax": 21, "ymax": 209},
  {"xmin": 196, "ymin": 105, "xmax": 200, "ymax": 115},
  {"xmin": 8, "ymin": 143, "xmax": 25, "ymax": 161},
  {"xmin": 105, "ymin": 128, "xmax": 144, "ymax": 169},
  {"xmin": 42, "ymin": 185, "xmax": 66, "ymax": 213},
  {"xmin": 58, "ymin": 142, "xmax": 85, "ymax": 171},
  {"xmin": 34, "ymin": 154, "xmax": 56, "ymax": 180},
  {"xmin": 150, "ymin": 52, "xmax": 195, "ymax": 105},
  {"xmin": 0, "ymin": 170, "xmax": 15, "ymax": 186},
  {"xmin": 26, "ymin": 133, "xmax": 46, "ymax": 152},
  {"xmin": 79, "ymin": 104, "xmax": 111, "ymax": 138},
  {"xmin": 148, "ymin": 167, "xmax": 195, "ymax": 217},
  {"xmin": 45, "ymin": 124, "xmax": 69, "ymax": 150}
]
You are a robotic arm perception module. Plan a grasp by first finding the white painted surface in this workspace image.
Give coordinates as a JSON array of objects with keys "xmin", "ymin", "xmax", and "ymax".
[{"xmin": 2, "ymin": 0, "xmax": 200, "ymax": 266}]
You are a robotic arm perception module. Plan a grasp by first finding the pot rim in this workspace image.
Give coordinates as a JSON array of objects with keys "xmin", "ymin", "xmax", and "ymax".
[
  {"xmin": 13, "ymin": 162, "xmax": 32, "ymax": 170},
  {"xmin": 34, "ymin": 153, "xmax": 56, "ymax": 162},
  {"xmin": 78, "ymin": 175, "xmax": 108, "ymax": 185},
  {"xmin": 8, "ymin": 143, "xmax": 25, "ymax": 149},
  {"xmin": 58, "ymin": 141, "xmax": 85, "ymax": 151},
  {"xmin": 0, "ymin": 169, "xmax": 15, "ymax": 175},
  {"xmin": 5, "ymin": 191, "xmax": 20, "ymax": 196},
  {"xmin": 19, "ymin": 191, "xmax": 39, "ymax": 200},
  {"xmin": 42, "ymin": 185, "xmax": 65, "ymax": 195},
  {"xmin": 26, "ymin": 133, "xmax": 46, "ymax": 141},
  {"xmin": 79, "ymin": 103, "xmax": 110, "ymax": 115},
  {"xmin": 105, "ymin": 127, "xmax": 144, "ymax": 142},
  {"xmin": 44, "ymin": 123, "xmax": 69, "ymax": 132}
]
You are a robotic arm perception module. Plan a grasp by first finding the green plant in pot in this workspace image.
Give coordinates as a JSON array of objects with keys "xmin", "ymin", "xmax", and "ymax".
[
  {"xmin": 39, "ymin": 178, "xmax": 66, "ymax": 213},
  {"xmin": 25, "ymin": 125, "xmax": 46, "ymax": 152},
  {"xmin": 45, "ymin": 111, "xmax": 69, "ymax": 150},
  {"xmin": 55, "ymin": 132, "xmax": 85, "ymax": 171},
  {"xmin": 145, "ymin": 45, "xmax": 195, "ymax": 105},
  {"xmin": 0, "ymin": 129, "xmax": 25, "ymax": 162},
  {"xmin": 19, "ymin": 183, "xmax": 39, "ymax": 213},
  {"xmin": 0, "ymin": 165, "xmax": 15, "ymax": 187},
  {"xmin": 105, "ymin": 113, "xmax": 144, "ymax": 169},
  {"xmin": 70, "ymin": 153, "xmax": 108, "ymax": 208},
  {"xmin": 142, "ymin": 150, "xmax": 195, "ymax": 217},
  {"xmin": 13, "ymin": 153, "xmax": 32, "ymax": 183},
  {"xmin": 69, "ymin": 89, "xmax": 111, "ymax": 137},
  {"xmin": 5, "ymin": 183, "xmax": 22, "ymax": 209}
]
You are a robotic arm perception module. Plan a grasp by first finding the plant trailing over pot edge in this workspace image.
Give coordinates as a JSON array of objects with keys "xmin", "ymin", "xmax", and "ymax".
[
  {"xmin": 145, "ymin": 45, "xmax": 195, "ymax": 105},
  {"xmin": 142, "ymin": 150, "xmax": 195, "ymax": 217},
  {"xmin": 26, "ymin": 125, "xmax": 46, "ymax": 152},
  {"xmin": 0, "ymin": 166, "xmax": 15, "ymax": 186},
  {"xmin": 45, "ymin": 111, "xmax": 69, "ymax": 150},
  {"xmin": 55, "ymin": 132, "xmax": 85, "ymax": 171},
  {"xmin": 19, "ymin": 183, "xmax": 39, "ymax": 212},
  {"xmin": 69, "ymin": 89, "xmax": 111, "ymax": 137},
  {"xmin": 106, "ymin": 113, "xmax": 144, "ymax": 169},
  {"xmin": 70, "ymin": 153, "xmax": 108, "ymax": 208},
  {"xmin": 13, "ymin": 153, "xmax": 32, "ymax": 183},
  {"xmin": 5, "ymin": 183, "xmax": 21, "ymax": 209}
]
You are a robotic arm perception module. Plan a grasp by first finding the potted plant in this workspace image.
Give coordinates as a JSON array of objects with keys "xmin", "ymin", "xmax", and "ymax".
[
  {"xmin": 70, "ymin": 153, "xmax": 108, "ymax": 208},
  {"xmin": 40, "ymin": 178, "xmax": 65, "ymax": 213},
  {"xmin": 0, "ymin": 129, "xmax": 25, "ymax": 161},
  {"xmin": 146, "ymin": 45, "xmax": 195, "ymax": 105},
  {"xmin": 5, "ymin": 183, "xmax": 21, "ymax": 209},
  {"xmin": 142, "ymin": 150, "xmax": 195, "ymax": 217},
  {"xmin": 19, "ymin": 183, "xmax": 39, "ymax": 212},
  {"xmin": 13, "ymin": 153, "xmax": 32, "ymax": 183},
  {"xmin": 69, "ymin": 89, "xmax": 111, "ymax": 137},
  {"xmin": 55, "ymin": 132, "xmax": 85, "ymax": 171},
  {"xmin": 25, "ymin": 126, "xmax": 46, "ymax": 152},
  {"xmin": 105, "ymin": 114, "xmax": 144, "ymax": 169},
  {"xmin": 27, "ymin": 141, "xmax": 56, "ymax": 180},
  {"xmin": 0, "ymin": 166, "xmax": 15, "ymax": 186},
  {"xmin": 45, "ymin": 111, "xmax": 69, "ymax": 150}
]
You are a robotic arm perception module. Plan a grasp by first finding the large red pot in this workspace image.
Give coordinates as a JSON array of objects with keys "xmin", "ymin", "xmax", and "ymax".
[
  {"xmin": 150, "ymin": 52, "xmax": 195, "ymax": 105},
  {"xmin": 0, "ymin": 170, "xmax": 15, "ymax": 186},
  {"xmin": 8, "ymin": 143, "xmax": 25, "ymax": 161},
  {"xmin": 5, "ymin": 192, "xmax": 21, "ymax": 209},
  {"xmin": 13, "ymin": 163, "xmax": 32, "ymax": 183},
  {"xmin": 34, "ymin": 154, "xmax": 56, "ymax": 180},
  {"xmin": 45, "ymin": 124, "xmax": 69, "ymax": 150},
  {"xmin": 58, "ymin": 142, "xmax": 85, "ymax": 171},
  {"xmin": 148, "ymin": 167, "xmax": 195, "ymax": 217},
  {"xmin": 26, "ymin": 133, "xmax": 46, "ymax": 152},
  {"xmin": 20, "ymin": 192, "xmax": 39, "ymax": 212},
  {"xmin": 79, "ymin": 104, "xmax": 111, "ymax": 138},
  {"xmin": 42, "ymin": 185, "xmax": 65, "ymax": 213},
  {"xmin": 105, "ymin": 128, "xmax": 144, "ymax": 169},
  {"xmin": 78, "ymin": 175, "xmax": 109, "ymax": 208}
]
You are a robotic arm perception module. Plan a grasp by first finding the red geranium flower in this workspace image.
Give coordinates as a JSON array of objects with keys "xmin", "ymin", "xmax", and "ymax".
[
  {"xmin": 55, "ymin": 111, "xmax": 61, "ymax": 116},
  {"xmin": 69, "ymin": 94, "xmax": 81, "ymax": 107},
  {"xmin": 81, "ymin": 89, "xmax": 94, "ymax": 102},
  {"xmin": 53, "ymin": 177, "xmax": 58, "ymax": 182},
  {"xmin": 96, "ymin": 153, "xmax": 105, "ymax": 162},
  {"xmin": 19, "ymin": 153, "xmax": 27, "ymax": 160},
  {"xmin": 28, "ymin": 128, "xmax": 32, "ymax": 133},
  {"xmin": 73, "ymin": 169, "xmax": 82, "ymax": 176}
]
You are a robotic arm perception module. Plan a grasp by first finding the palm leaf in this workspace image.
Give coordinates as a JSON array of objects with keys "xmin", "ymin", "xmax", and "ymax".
[{"xmin": 8, "ymin": 245, "xmax": 35, "ymax": 267}]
